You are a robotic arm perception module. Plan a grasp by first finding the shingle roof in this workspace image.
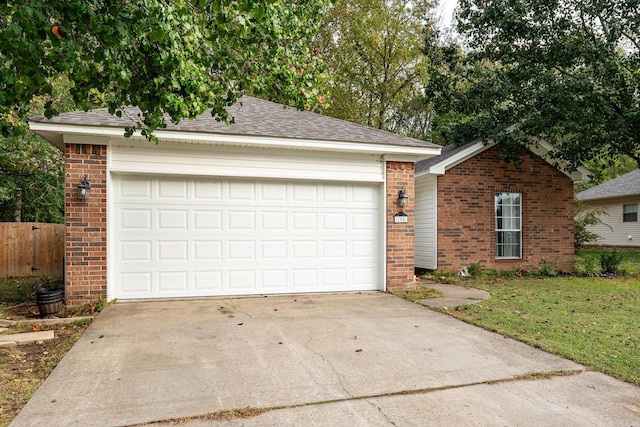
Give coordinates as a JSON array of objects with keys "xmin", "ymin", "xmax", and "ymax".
[
  {"xmin": 29, "ymin": 96, "xmax": 439, "ymax": 149},
  {"xmin": 415, "ymin": 139, "xmax": 480, "ymax": 173},
  {"xmin": 576, "ymin": 169, "xmax": 640, "ymax": 201}
]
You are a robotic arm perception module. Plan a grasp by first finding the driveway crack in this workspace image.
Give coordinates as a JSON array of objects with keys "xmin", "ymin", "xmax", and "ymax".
[
  {"xmin": 225, "ymin": 301, "xmax": 254, "ymax": 319},
  {"xmin": 124, "ymin": 369, "xmax": 584, "ymax": 426},
  {"xmin": 365, "ymin": 399, "xmax": 398, "ymax": 426},
  {"xmin": 304, "ymin": 335, "xmax": 352, "ymax": 397}
]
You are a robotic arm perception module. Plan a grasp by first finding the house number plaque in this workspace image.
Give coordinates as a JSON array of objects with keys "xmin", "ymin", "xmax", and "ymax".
[{"xmin": 394, "ymin": 212, "xmax": 408, "ymax": 223}]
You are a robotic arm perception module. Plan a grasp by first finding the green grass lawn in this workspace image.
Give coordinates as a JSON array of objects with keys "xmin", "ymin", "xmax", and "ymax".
[{"xmin": 434, "ymin": 276, "xmax": 639, "ymax": 386}]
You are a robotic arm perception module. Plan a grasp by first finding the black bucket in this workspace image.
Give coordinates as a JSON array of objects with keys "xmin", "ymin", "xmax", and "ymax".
[{"xmin": 36, "ymin": 286, "xmax": 64, "ymax": 316}]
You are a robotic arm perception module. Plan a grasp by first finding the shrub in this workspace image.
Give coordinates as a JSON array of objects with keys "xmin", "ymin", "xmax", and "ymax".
[
  {"xmin": 582, "ymin": 256, "xmax": 599, "ymax": 277},
  {"xmin": 574, "ymin": 202, "xmax": 611, "ymax": 249},
  {"xmin": 537, "ymin": 260, "xmax": 558, "ymax": 277},
  {"xmin": 600, "ymin": 250, "xmax": 623, "ymax": 274},
  {"xmin": 485, "ymin": 268, "xmax": 519, "ymax": 279},
  {"xmin": 467, "ymin": 262, "xmax": 485, "ymax": 278}
]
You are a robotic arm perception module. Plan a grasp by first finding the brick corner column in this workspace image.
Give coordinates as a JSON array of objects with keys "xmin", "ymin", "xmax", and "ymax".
[
  {"xmin": 65, "ymin": 144, "xmax": 107, "ymax": 305},
  {"xmin": 386, "ymin": 161, "xmax": 417, "ymax": 292}
]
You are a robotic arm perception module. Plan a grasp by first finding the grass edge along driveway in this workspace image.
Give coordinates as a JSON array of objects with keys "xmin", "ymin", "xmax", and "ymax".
[{"xmin": 424, "ymin": 277, "xmax": 639, "ymax": 386}]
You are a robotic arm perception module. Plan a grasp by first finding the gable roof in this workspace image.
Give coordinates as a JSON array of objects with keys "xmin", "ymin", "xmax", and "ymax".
[
  {"xmin": 29, "ymin": 96, "xmax": 440, "ymax": 158},
  {"xmin": 415, "ymin": 138, "xmax": 482, "ymax": 173},
  {"xmin": 415, "ymin": 137, "xmax": 591, "ymax": 182},
  {"xmin": 576, "ymin": 169, "xmax": 640, "ymax": 201}
]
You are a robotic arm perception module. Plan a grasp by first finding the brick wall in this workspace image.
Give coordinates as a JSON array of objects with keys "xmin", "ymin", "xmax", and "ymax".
[
  {"xmin": 65, "ymin": 144, "xmax": 107, "ymax": 305},
  {"xmin": 386, "ymin": 161, "xmax": 417, "ymax": 291},
  {"xmin": 436, "ymin": 145, "xmax": 575, "ymax": 273}
]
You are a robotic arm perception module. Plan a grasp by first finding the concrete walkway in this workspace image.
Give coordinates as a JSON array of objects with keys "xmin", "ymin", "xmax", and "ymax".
[
  {"xmin": 0, "ymin": 330, "xmax": 54, "ymax": 347},
  {"xmin": 418, "ymin": 283, "xmax": 491, "ymax": 308},
  {"xmin": 11, "ymin": 293, "xmax": 640, "ymax": 426}
]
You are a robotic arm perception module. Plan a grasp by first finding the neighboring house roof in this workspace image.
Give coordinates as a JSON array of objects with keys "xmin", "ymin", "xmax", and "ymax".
[
  {"xmin": 29, "ymin": 96, "xmax": 440, "ymax": 158},
  {"xmin": 576, "ymin": 169, "xmax": 640, "ymax": 201},
  {"xmin": 415, "ymin": 137, "xmax": 591, "ymax": 182}
]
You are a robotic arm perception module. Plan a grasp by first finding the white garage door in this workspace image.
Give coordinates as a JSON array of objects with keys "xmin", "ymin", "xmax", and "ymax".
[{"xmin": 111, "ymin": 174, "xmax": 381, "ymax": 299}]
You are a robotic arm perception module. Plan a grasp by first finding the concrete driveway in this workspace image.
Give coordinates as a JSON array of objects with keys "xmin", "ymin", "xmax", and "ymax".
[{"xmin": 11, "ymin": 293, "xmax": 640, "ymax": 426}]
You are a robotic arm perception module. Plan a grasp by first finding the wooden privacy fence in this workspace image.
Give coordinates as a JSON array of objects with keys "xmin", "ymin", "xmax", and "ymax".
[{"xmin": 0, "ymin": 222, "xmax": 64, "ymax": 278}]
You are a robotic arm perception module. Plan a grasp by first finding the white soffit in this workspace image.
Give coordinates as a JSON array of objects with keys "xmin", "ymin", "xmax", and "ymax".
[
  {"xmin": 527, "ymin": 138, "xmax": 592, "ymax": 182},
  {"xmin": 416, "ymin": 140, "xmax": 488, "ymax": 177},
  {"xmin": 30, "ymin": 122, "xmax": 441, "ymax": 160}
]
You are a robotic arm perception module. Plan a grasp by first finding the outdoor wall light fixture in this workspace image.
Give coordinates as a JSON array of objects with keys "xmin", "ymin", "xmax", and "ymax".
[
  {"xmin": 77, "ymin": 175, "xmax": 91, "ymax": 201},
  {"xmin": 398, "ymin": 187, "xmax": 409, "ymax": 207}
]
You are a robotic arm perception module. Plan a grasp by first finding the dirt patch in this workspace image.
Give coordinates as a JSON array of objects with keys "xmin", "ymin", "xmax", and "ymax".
[
  {"xmin": 3, "ymin": 302, "xmax": 99, "ymax": 322},
  {"xmin": 0, "ymin": 321, "xmax": 91, "ymax": 426}
]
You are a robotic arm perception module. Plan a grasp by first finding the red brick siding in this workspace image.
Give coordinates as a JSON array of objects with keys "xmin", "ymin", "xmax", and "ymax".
[
  {"xmin": 65, "ymin": 144, "xmax": 107, "ymax": 305},
  {"xmin": 386, "ymin": 161, "xmax": 417, "ymax": 290},
  {"xmin": 436, "ymin": 145, "xmax": 575, "ymax": 272}
]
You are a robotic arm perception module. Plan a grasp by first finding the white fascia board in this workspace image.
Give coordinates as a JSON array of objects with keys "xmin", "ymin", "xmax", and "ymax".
[
  {"xmin": 505, "ymin": 126, "xmax": 592, "ymax": 182},
  {"xmin": 29, "ymin": 122, "xmax": 441, "ymax": 158},
  {"xmin": 384, "ymin": 152, "xmax": 441, "ymax": 163},
  {"xmin": 414, "ymin": 140, "xmax": 491, "ymax": 178},
  {"xmin": 527, "ymin": 138, "xmax": 592, "ymax": 182}
]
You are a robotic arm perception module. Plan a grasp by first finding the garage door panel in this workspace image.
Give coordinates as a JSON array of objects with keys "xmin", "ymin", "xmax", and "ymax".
[
  {"xmin": 120, "ymin": 241, "xmax": 151, "ymax": 262},
  {"xmin": 323, "ymin": 213, "xmax": 347, "ymax": 230},
  {"xmin": 260, "ymin": 241, "xmax": 287, "ymax": 259},
  {"xmin": 292, "ymin": 269, "xmax": 317, "ymax": 288},
  {"xmin": 121, "ymin": 273, "xmax": 152, "ymax": 294},
  {"xmin": 228, "ymin": 181, "xmax": 256, "ymax": 200},
  {"xmin": 323, "ymin": 186, "xmax": 347, "ymax": 202},
  {"xmin": 193, "ymin": 271, "xmax": 222, "ymax": 291},
  {"xmin": 120, "ymin": 209, "xmax": 152, "ymax": 230},
  {"xmin": 352, "ymin": 213, "xmax": 376, "ymax": 230},
  {"xmin": 194, "ymin": 182, "xmax": 222, "ymax": 200},
  {"xmin": 228, "ymin": 270, "xmax": 256, "ymax": 290},
  {"xmin": 261, "ymin": 212, "xmax": 287, "ymax": 230},
  {"xmin": 261, "ymin": 270, "xmax": 288, "ymax": 289},
  {"xmin": 158, "ymin": 210, "xmax": 188, "ymax": 230},
  {"xmin": 158, "ymin": 179, "xmax": 187, "ymax": 199},
  {"xmin": 292, "ymin": 241, "xmax": 317, "ymax": 259},
  {"xmin": 353, "ymin": 186, "xmax": 378, "ymax": 203},
  {"xmin": 112, "ymin": 175, "xmax": 381, "ymax": 299},
  {"xmin": 353, "ymin": 267, "xmax": 377, "ymax": 285},
  {"xmin": 292, "ymin": 212, "xmax": 317, "ymax": 230},
  {"xmin": 158, "ymin": 272, "xmax": 188, "ymax": 292},
  {"xmin": 261, "ymin": 183, "xmax": 287, "ymax": 201},
  {"xmin": 228, "ymin": 211, "xmax": 256, "ymax": 230},
  {"xmin": 119, "ymin": 178, "xmax": 152, "ymax": 199},
  {"xmin": 193, "ymin": 241, "xmax": 222, "ymax": 260},
  {"xmin": 353, "ymin": 240, "xmax": 376, "ymax": 258},
  {"xmin": 323, "ymin": 268, "xmax": 348, "ymax": 288},
  {"xmin": 323, "ymin": 241, "xmax": 347, "ymax": 258},
  {"xmin": 157, "ymin": 241, "xmax": 188, "ymax": 261},
  {"xmin": 193, "ymin": 210, "xmax": 222, "ymax": 230},
  {"xmin": 227, "ymin": 241, "xmax": 256, "ymax": 260}
]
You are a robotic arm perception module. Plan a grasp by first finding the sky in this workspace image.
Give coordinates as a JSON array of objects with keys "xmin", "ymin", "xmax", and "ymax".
[{"xmin": 437, "ymin": 0, "xmax": 458, "ymax": 28}]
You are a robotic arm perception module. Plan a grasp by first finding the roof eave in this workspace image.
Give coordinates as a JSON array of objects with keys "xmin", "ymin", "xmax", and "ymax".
[
  {"xmin": 577, "ymin": 192, "xmax": 640, "ymax": 202},
  {"xmin": 415, "ymin": 137, "xmax": 592, "ymax": 182},
  {"xmin": 29, "ymin": 122, "xmax": 441, "ymax": 159},
  {"xmin": 415, "ymin": 140, "xmax": 488, "ymax": 178},
  {"xmin": 527, "ymin": 138, "xmax": 592, "ymax": 182}
]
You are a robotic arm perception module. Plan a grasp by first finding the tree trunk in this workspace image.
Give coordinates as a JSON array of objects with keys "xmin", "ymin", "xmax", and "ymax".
[{"xmin": 13, "ymin": 188, "xmax": 22, "ymax": 222}]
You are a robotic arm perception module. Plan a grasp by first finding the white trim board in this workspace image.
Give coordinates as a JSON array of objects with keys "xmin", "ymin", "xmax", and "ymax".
[{"xmin": 30, "ymin": 122, "xmax": 441, "ymax": 160}]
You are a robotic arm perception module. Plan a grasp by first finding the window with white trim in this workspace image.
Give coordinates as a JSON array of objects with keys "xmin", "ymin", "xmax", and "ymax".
[
  {"xmin": 495, "ymin": 192, "xmax": 522, "ymax": 258},
  {"xmin": 623, "ymin": 204, "xmax": 638, "ymax": 222}
]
